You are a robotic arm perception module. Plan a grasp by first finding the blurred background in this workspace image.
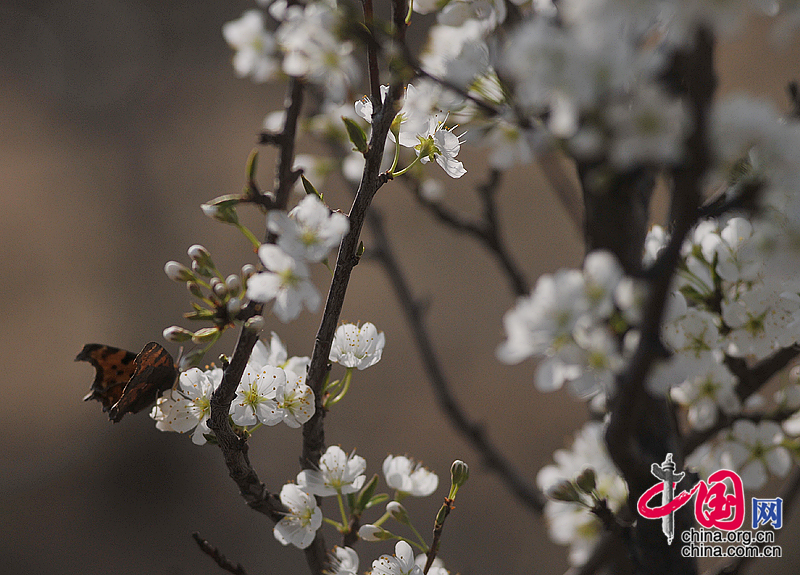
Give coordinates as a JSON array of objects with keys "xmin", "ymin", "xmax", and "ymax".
[{"xmin": 2, "ymin": 1, "xmax": 800, "ymax": 574}]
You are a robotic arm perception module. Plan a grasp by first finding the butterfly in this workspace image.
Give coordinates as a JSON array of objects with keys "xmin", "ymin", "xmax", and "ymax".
[{"xmin": 76, "ymin": 342, "xmax": 178, "ymax": 423}]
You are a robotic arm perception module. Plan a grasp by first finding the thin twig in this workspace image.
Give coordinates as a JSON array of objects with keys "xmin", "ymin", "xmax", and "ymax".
[
  {"xmin": 361, "ymin": 0, "xmax": 382, "ymax": 107},
  {"xmin": 405, "ymin": 170, "xmax": 530, "ymax": 297},
  {"xmin": 366, "ymin": 204, "xmax": 546, "ymax": 513},
  {"xmin": 207, "ymin": 72, "xmax": 311, "ymax": 560},
  {"xmin": 192, "ymin": 532, "xmax": 249, "ymax": 575}
]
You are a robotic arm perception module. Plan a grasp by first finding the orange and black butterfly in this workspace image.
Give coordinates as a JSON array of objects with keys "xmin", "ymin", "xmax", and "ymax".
[{"xmin": 76, "ymin": 342, "xmax": 178, "ymax": 423}]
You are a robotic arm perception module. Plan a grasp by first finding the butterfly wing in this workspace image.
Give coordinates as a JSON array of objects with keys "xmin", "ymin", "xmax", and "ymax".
[
  {"xmin": 76, "ymin": 343, "xmax": 138, "ymax": 412},
  {"xmin": 108, "ymin": 342, "xmax": 178, "ymax": 423}
]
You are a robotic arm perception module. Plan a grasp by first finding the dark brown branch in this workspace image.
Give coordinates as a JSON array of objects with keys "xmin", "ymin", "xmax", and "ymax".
[
  {"xmin": 192, "ymin": 532, "xmax": 248, "ymax": 575},
  {"xmin": 361, "ymin": 0, "xmax": 382, "ymax": 107},
  {"xmin": 406, "ymin": 170, "xmax": 530, "ymax": 297},
  {"xmin": 366, "ymin": 204, "xmax": 545, "ymax": 513},
  {"xmin": 208, "ymin": 74, "xmax": 313, "ymax": 564},
  {"xmin": 603, "ymin": 26, "xmax": 717, "ymax": 575},
  {"xmin": 208, "ymin": 315, "xmax": 286, "ymax": 523},
  {"xmin": 274, "ymin": 78, "xmax": 305, "ymax": 210}
]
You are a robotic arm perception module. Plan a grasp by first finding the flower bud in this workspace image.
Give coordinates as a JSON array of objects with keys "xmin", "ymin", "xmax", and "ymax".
[
  {"xmin": 225, "ymin": 274, "xmax": 242, "ymax": 295},
  {"xmin": 210, "ymin": 277, "xmax": 228, "ymax": 299},
  {"xmin": 192, "ymin": 326, "xmax": 220, "ymax": 344},
  {"xmin": 162, "ymin": 326, "xmax": 194, "ymax": 343},
  {"xmin": 546, "ymin": 480, "xmax": 582, "ymax": 503},
  {"xmin": 241, "ymin": 263, "xmax": 257, "ymax": 279},
  {"xmin": 164, "ymin": 261, "xmax": 193, "ymax": 282},
  {"xmin": 386, "ymin": 501, "xmax": 410, "ymax": 525},
  {"xmin": 186, "ymin": 281, "xmax": 205, "ymax": 299},
  {"xmin": 188, "ymin": 244, "xmax": 215, "ymax": 270},
  {"xmin": 575, "ymin": 467, "xmax": 597, "ymax": 494},
  {"xmin": 358, "ymin": 524, "xmax": 393, "ymax": 542},
  {"xmin": 244, "ymin": 315, "xmax": 264, "ymax": 332},
  {"xmin": 450, "ymin": 460, "xmax": 469, "ymax": 488},
  {"xmin": 227, "ymin": 297, "xmax": 242, "ymax": 316}
]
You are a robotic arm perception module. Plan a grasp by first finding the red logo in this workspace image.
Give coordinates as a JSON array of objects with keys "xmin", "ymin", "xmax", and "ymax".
[{"xmin": 638, "ymin": 468, "xmax": 745, "ymax": 530}]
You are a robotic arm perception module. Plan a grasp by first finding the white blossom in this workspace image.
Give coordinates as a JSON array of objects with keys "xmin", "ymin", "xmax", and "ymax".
[
  {"xmin": 382, "ymin": 455, "xmax": 439, "ymax": 496},
  {"xmin": 371, "ymin": 541, "xmax": 423, "ymax": 575},
  {"xmin": 222, "ymin": 10, "xmax": 278, "ymax": 83},
  {"xmin": 297, "ymin": 445, "xmax": 366, "ymax": 496},
  {"xmin": 329, "ymin": 322, "xmax": 386, "ymax": 370},
  {"xmin": 719, "ymin": 420, "xmax": 791, "ymax": 489},
  {"xmin": 268, "ymin": 195, "xmax": 350, "ymax": 262},
  {"xmin": 537, "ymin": 421, "xmax": 627, "ymax": 566},
  {"xmin": 155, "ymin": 368, "xmax": 219, "ymax": 445},
  {"xmin": 247, "ymin": 244, "xmax": 321, "ymax": 322},
  {"xmin": 274, "ymin": 484, "xmax": 323, "ymax": 549},
  {"xmin": 328, "ymin": 547, "xmax": 359, "ymax": 575}
]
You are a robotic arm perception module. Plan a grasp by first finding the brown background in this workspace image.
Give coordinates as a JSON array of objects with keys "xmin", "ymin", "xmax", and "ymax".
[{"xmin": 2, "ymin": 2, "xmax": 799, "ymax": 574}]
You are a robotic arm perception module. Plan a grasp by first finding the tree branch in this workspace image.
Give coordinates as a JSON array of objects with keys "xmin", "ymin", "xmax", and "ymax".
[
  {"xmin": 365, "ymin": 204, "xmax": 545, "ymax": 513},
  {"xmin": 192, "ymin": 532, "xmax": 249, "ymax": 575},
  {"xmin": 603, "ymin": 25, "xmax": 717, "ymax": 575},
  {"xmin": 405, "ymin": 170, "xmax": 530, "ymax": 297}
]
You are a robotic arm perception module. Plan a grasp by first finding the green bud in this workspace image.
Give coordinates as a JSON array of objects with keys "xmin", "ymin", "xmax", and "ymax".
[
  {"xmin": 241, "ymin": 264, "xmax": 257, "ymax": 282},
  {"xmin": 184, "ymin": 309, "xmax": 216, "ymax": 321},
  {"xmin": 356, "ymin": 241, "xmax": 365, "ymax": 258},
  {"xmin": 201, "ymin": 199, "xmax": 241, "ymax": 225},
  {"xmin": 450, "ymin": 460, "xmax": 469, "ymax": 488},
  {"xmin": 188, "ymin": 244, "xmax": 213, "ymax": 266},
  {"xmin": 575, "ymin": 467, "xmax": 597, "ymax": 494},
  {"xmin": 192, "ymin": 326, "xmax": 220, "ymax": 344},
  {"xmin": 342, "ymin": 116, "xmax": 368, "ymax": 154},
  {"xmin": 162, "ymin": 326, "xmax": 194, "ymax": 343},
  {"xmin": 364, "ymin": 493, "xmax": 389, "ymax": 510},
  {"xmin": 225, "ymin": 274, "xmax": 242, "ymax": 295},
  {"xmin": 435, "ymin": 504, "xmax": 448, "ymax": 526},
  {"xmin": 546, "ymin": 480, "xmax": 582, "ymax": 503},
  {"xmin": 186, "ymin": 281, "xmax": 205, "ymax": 300},
  {"xmin": 226, "ymin": 297, "xmax": 242, "ymax": 316},
  {"xmin": 358, "ymin": 524, "xmax": 394, "ymax": 541},
  {"xmin": 210, "ymin": 277, "xmax": 228, "ymax": 299},
  {"xmin": 164, "ymin": 261, "xmax": 194, "ymax": 282}
]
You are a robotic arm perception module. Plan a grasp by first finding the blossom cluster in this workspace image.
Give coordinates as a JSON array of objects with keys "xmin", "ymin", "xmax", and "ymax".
[
  {"xmin": 496, "ymin": 250, "xmax": 630, "ymax": 398},
  {"xmin": 223, "ymin": 0, "xmax": 358, "ymax": 102},
  {"xmin": 537, "ymin": 421, "xmax": 627, "ymax": 566},
  {"xmin": 150, "ymin": 333, "xmax": 313, "ymax": 443},
  {"xmin": 274, "ymin": 448, "xmax": 439, "ymax": 553},
  {"xmin": 151, "ymin": 323, "xmax": 385, "ymax": 443},
  {"xmin": 247, "ymin": 194, "xmax": 349, "ymax": 322}
]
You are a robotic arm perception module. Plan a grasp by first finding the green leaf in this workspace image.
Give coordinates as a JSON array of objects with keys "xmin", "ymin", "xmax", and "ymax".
[
  {"xmin": 365, "ymin": 493, "xmax": 390, "ymax": 509},
  {"xmin": 301, "ymin": 175, "xmax": 323, "ymax": 200},
  {"xmin": 246, "ymin": 148, "xmax": 259, "ymax": 183},
  {"xmin": 354, "ymin": 474, "xmax": 379, "ymax": 513},
  {"xmin": 342, "ymin": 116, "xmax": 368, "ymax": 154}
]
